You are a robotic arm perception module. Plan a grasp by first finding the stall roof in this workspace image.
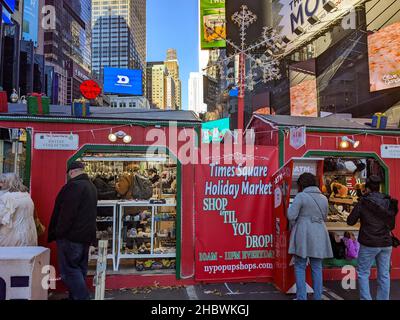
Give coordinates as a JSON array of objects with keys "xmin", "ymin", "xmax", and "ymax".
[
  {"xmin": 3, "ymin": 104, "xmax": 201, "ymax": 124},
  {"xmin": 250, "ymin": 114, "xmax": 400, "ymax": 131}
]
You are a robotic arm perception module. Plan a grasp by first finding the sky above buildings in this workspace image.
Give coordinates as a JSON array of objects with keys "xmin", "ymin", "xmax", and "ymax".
[{"xmin": 147, "ymin": 0, "xmax": 198, "ymax": 110}]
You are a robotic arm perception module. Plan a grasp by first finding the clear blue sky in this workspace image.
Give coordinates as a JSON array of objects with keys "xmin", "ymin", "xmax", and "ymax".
[{"xmin": 147, "ymin": 0, "xmax": 199, "ymax": 110}]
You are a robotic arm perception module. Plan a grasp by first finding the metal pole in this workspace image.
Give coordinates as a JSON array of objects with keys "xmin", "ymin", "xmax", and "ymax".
[
  {"xmin": 237, "ymin": 52, "xmax": 245, "ymax": 131},
  {"xmin": 94, "ymin": 240, "xmax": 108, "ymax": 300}
]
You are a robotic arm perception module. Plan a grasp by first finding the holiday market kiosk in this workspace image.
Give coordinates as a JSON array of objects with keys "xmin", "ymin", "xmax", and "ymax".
[
  {"xmin": 248, "ymin": 114, "xmax": 400, "ymax": 290},
  {"xmin": 0, "ymin": 104, "xmax": 201, "ymax": 289}
]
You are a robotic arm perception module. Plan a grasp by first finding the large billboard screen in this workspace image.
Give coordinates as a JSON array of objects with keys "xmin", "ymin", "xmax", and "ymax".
[
  {"xmin": 23, "ymin": 0, "xmax": 39, "ymax": 46},
  {"xmin": 274, "ymin": 0, "xmax": 364, "ymax": 55},
  {"xmin": 103, "ymin": 68, "xmax": 143, "ymax": 96},
  {"xmin": 368, "ymin": 22, "xmax": 400, "ymax": 92},
  {"xmin": 290, "ymin": 59, "xmax": 318, "ymax": 117},
  {"xmin": 200, "ymin": 0, "xmax": 226, "ymax": 49}
]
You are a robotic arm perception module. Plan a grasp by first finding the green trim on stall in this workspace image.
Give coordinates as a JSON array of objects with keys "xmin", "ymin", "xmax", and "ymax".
[
  {"xmin": 303, "ymin": 150, "xmax": 390, "ymax": 194},
  {"xmin": 67, "ymin": 144, "xmax": 183, "ymax": 280},
  {"xmin": 278, "ymin": 128, "xmax": 285, "ymax": 167},
  {"xmin": 305, "ymin": 127, "xmax": 400, "ymax": 136},
  {"xmin": 25, "ymin": 128, "xmax": 32, "ymax": 190},
  {"xmin": 195, "ymin": 126, "xmax": 201, "ymax": 149},
  {"xmin": 0, "ymin": 115, "xmax": 201, "ymax": 128}
]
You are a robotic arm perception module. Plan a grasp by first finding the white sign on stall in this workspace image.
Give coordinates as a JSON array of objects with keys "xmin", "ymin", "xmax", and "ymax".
[
  {"xmin": 381, "ymin": 144, "xmax": 400, "ymax": 159},
  {"xmin": 34, "ymin": 133, "xmax": 79, "ymax": 150},
  {"xmin": 290, "ymin": 126, "xmax": 307, "ymax": 150}
]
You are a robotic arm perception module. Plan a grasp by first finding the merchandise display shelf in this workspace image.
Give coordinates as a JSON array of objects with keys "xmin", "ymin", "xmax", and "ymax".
[
  {"xmin": 326, "ymin": 222, "xmax": 360, "ymax": 231},
  {"xmin": 89, "ymin": 200, "xmax": 118, "ymax": 271},
  {"xmin": 117, "ymin": 202, "xmax": 177, "ymax": 270}
]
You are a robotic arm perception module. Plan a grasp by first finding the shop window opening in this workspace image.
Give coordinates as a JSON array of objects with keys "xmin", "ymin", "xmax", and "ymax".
[
  {"xmin": 77, "ymin": 151, "xmax": 178, "ymax": 275},
  {"xmin": 320, "ymin": 156, "xmax": 385, "ymax": 268}
]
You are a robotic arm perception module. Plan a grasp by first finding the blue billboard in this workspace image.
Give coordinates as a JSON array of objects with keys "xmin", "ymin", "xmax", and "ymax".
[
  {"xmin": 103, "ymin": 68, "xmax": 143, "ymax": 95},
  {"xmin": 23, "ymin": 0, "xmax": 39, "ymax": 46}
]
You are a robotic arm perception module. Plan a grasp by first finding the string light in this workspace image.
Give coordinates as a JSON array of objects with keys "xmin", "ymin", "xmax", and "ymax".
[{"xmin": 108, "ymin": 129, "xmax": 117, "ymax": 143}]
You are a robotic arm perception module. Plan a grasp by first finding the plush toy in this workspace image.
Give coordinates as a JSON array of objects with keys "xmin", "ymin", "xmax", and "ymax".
[
  {"xmin": 355, "ymin": 183, "xmax": 366, "ymax": 197},
  {"xmin": 330, "ymin": 182, "xmax": 349, "ymax": 198}
]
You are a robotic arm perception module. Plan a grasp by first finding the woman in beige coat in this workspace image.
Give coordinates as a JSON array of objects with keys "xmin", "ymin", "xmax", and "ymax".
[{"xmin": 0, "ymin": 173, "xmax": 37, "ymax": 246}]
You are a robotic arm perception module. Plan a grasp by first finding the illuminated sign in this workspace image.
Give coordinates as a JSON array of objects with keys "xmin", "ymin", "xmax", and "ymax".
[
  {"xmin": 202, "ymin": 117, "xmax": 231, "ymax": 143},
  {"xmin": 103, "ymin": 68, "xmax": 143, "ymax": 96},
  {"xmin": 368, "ymin": 22, "xmax": 400, "ymax": 92},
  {"xmin": 275, "ymin": 0, "xmax": 363, "ymax": 55},
  {"xmin": 200, "ymin": 0, "xmax": 226, "ymax": 49}
]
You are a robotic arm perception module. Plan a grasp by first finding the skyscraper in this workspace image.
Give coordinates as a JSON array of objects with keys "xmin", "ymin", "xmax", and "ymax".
[
  {"xmin": 91, "ymin": 0, "xmax": 146, "ymax": 79},
  {"xmin": 164, "ymin": 49, "xmax": 182, "ymax": 109},
  {"xmin": 146, "ymin": 61, "xmax": 166, "ymax": 109},
  {"xmin": 44, "ymin": 0, "xmax": 92, "ymax": 104},
  {"xmin": 188, "ymin": 72, "xmax": 207, "ymax": 115},
  {"xmin": 1, "ymin": 0, "xmax": 46, "ymax": 98},
  {"xmin": 165, "ymin": 74, "xmax": 176, "ymax": 110}
]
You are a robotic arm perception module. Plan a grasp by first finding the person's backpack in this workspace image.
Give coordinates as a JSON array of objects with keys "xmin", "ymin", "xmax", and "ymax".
[{"xmin": 131, "ymin": 174, "xmax": 153, "ymax": 200}]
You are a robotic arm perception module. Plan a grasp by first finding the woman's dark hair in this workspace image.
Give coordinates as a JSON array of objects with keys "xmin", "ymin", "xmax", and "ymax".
[
  {"xmin": 297, "ymin": 173, "xmax": 317, "ymax": 192},
  {"xmin": 366, "ymin": 175, "xmax": 381, "ymax": 192}
]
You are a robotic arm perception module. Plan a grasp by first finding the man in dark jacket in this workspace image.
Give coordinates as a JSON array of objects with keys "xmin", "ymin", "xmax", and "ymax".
[
  {"xmin": 347, "ymin": 175, "xmax": 398, "ymax": 300},
  {"xmin": 48, "ymin": 161, "xmax": 98, "ymax": 300}
]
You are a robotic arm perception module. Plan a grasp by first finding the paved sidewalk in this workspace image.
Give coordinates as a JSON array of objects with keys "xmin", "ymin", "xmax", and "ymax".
[{"xmin": 48, "ymin": 280, "xmax": 400, "ymax": 300}]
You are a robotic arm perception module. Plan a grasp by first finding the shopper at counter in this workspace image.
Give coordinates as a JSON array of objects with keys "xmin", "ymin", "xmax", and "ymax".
[
  {"xmin": 287, "ymin": 173, "xmax": 333, "ymax": 300},
  {"xmin": 48, "ymin": 161, "xmax": 98, "ymax": 300},
  {"xmin": 347, "ymin": 175, "xmax": 398, "ymax": 300},
  {"xmin": 0, "ymin": 173, "xmax": 37, "ymax": 247}
]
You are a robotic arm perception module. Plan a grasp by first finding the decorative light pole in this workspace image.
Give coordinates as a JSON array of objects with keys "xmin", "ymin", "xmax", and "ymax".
[{"xmin": 204, "ymin": 5, "xmax": 286, "ymax": 130}]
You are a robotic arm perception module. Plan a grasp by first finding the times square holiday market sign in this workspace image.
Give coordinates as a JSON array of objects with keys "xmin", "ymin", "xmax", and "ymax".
[{"xmin": 195, "ymin": 147, "xmax": 278, "ymax": 281}]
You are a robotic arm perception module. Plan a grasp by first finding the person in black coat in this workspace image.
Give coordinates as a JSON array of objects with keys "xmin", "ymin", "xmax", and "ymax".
[
  {"xmin": 347, "ymin": 175, "xmax": 398, "ymax": 300},
  {"xmin": 48, "ymin": 161, "xmax": 98, "ymax": 300}
]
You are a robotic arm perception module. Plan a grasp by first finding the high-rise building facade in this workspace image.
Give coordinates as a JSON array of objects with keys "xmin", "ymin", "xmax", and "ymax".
[
  {"xmin": 44, "ymin": 0, "xmax": 92, "ymax": 105},
  {"xmin": 1, "ymin": 0, "xmax": 46, "ymax": 98},
  {"xmin": 146, "ymin": 61, "xmax": 166, "ymax": 109},
  {"xmin": 164, "ymin": 49, "xmax": 182, "ymax": 109},
  {"xmin": 188, "ymin": 72, "xmax": 207, "ymax": 114},
  {"xmin": 91, "ymin": 0, "xmax": 146, "ymax": 80},
  {"xmin": 165, "ymin": 74, "xmax": 176, "ymax": 110}
]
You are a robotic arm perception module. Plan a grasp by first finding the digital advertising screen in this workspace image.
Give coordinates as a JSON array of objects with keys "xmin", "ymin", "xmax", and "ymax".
[
  {"xmin": 200, "ymin": 0, "xmax": 226, "ymax": 49},
  {"xmin": 103, "ymin": 68, "xmax": 143, "ymax": 96},
  {"xmin": 289, "ymin": 60, "xmax": 318, "ymax": 117},
  {"xmin": 368, "ymin": 22, "xmax": 400, "ymax": 92}
]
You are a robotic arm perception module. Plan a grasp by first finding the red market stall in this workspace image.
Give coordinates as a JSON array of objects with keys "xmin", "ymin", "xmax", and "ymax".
[
  {"xmin": 248, "ymin": 114, "xmax": 400, "ymax": 283},
  {"xmin": 0, "ymin": 104, "xmax": 202, "ymax": 289}
]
